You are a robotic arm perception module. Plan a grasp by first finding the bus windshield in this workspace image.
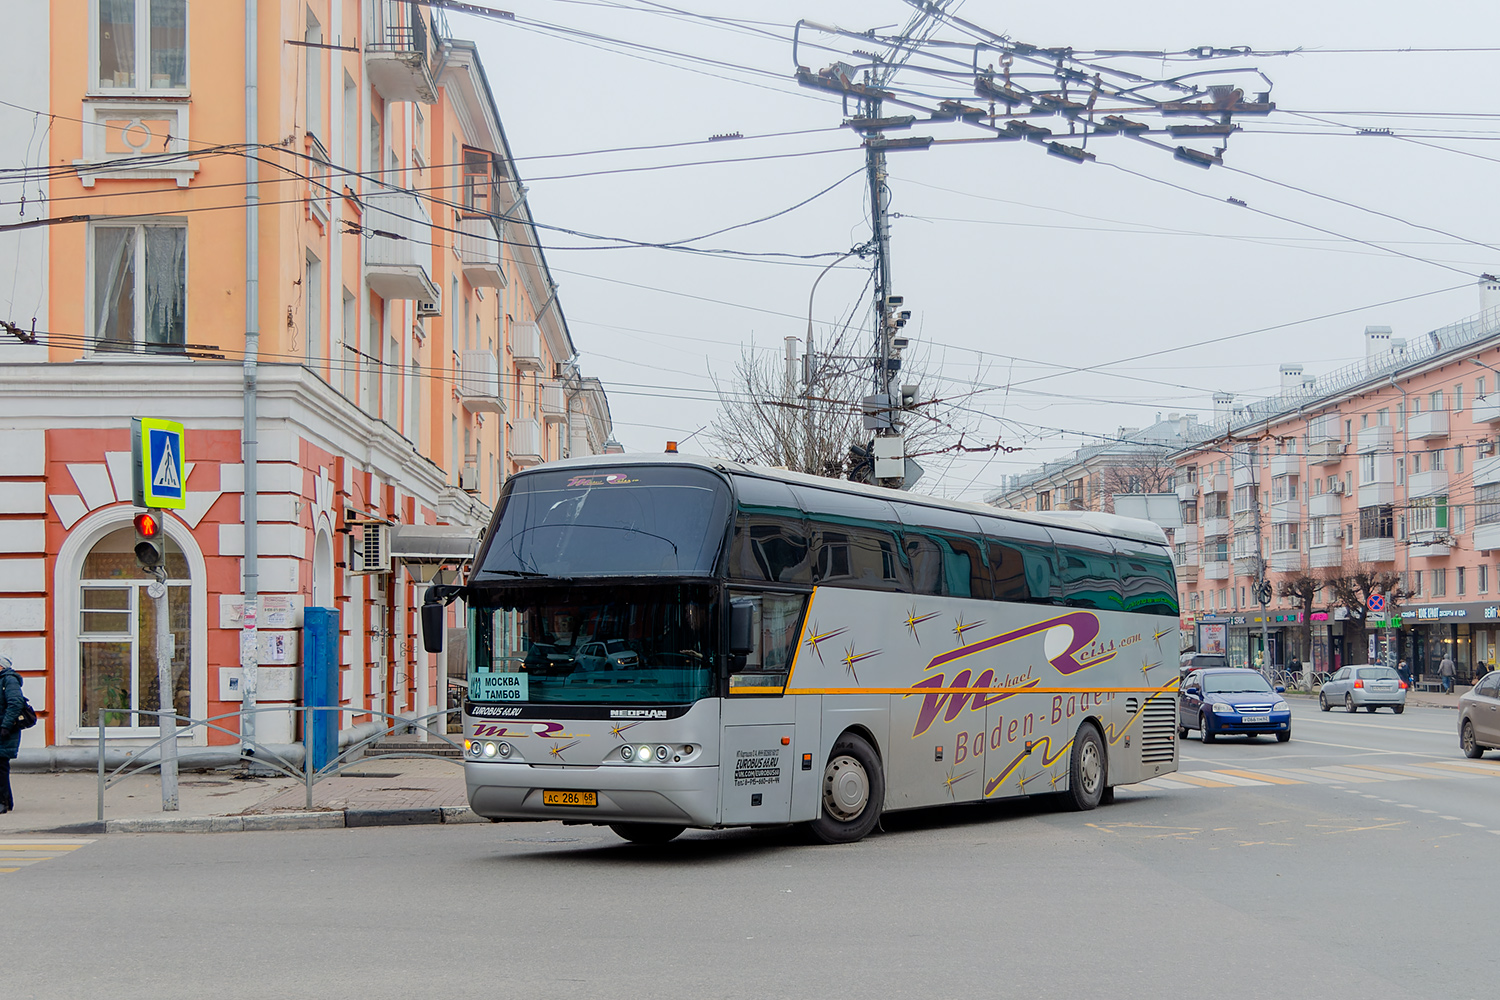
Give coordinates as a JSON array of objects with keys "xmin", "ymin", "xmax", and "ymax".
[
  {"xmin": 474, "ymin": 466, "xmax": 729, "ymax": 580},
  {"xmin": 469, "ymin": 584, "xmax": 718, "ymax": 705}
]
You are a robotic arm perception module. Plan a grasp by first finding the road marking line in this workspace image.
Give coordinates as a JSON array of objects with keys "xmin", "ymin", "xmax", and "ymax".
[
  {"xmin": 1297, "ymin": 719, "xmax": 1449, "ymax": 735},
  {"xmin": 1345, "ymin": 764, "xmax": 1441, "ymax": 780},
  {"xmin": 1162, "ymin": 773, "xmax": 1236, "ymax": 788},
  {"xmin": 1440, "ymin": 815, "xmax": 1461, "ymax": 820},
  {"xmin": 1196, "ymin": 770, "xmax": 1273, "ymax": 786},
  {"xmin": 0, "ymin": 844, "xmax": 87, "ymax": 851},
  {"xmin": 1463, "ymin": 822, "xmax": 1484, "ymax": 827},
  {"xmin": 1398, "ymin": 804, "xmax": 1418, "ymax": 808},
  {"xmin": 1214, "ymin": 768, "xmax": 1304, "ymax": 785},
  {"xmin": 1419, "ymin": 761, "xmax": 1500, "ymax": 775},
  {"xmin": 1419, "ymin": 809, "xmax": 1438, "ymax": 814},
  {"xmin": 1312, "ymin": 766, "xmax": 1388, "ymax": 782},
  {"xmin": 1269, "ymin": 768, "xmax": 1346, "ymax": 784}
]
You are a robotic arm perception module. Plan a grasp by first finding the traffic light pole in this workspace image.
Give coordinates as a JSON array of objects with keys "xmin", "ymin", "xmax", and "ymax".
[{"xmin": 150, "ymin": 566, "xmax": 179, "ymax": 811}]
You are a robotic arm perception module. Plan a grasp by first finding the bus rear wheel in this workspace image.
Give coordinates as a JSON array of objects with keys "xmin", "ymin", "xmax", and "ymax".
[
  {"xmin": 1066, "ymin": 723, "xmax": 1107, "ymax": 811},
  {"xmin": 609, "ymin": 823, "xmax": 685, "ymax": 845},
  {"xmin": 809, "ymin": 732, "xmax": 884, "ymax": 844}
]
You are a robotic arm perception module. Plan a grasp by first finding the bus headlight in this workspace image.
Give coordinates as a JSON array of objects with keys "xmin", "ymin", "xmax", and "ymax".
[
  {"xmin": 655, "ymin": 745, "xmax": 670, "ymax": 761},
  {"xmin": 638, "ymin": 745, "xmax": 652, "ymax": 761},
  {"xmin": 482, "ymin": 741, "xmax": 499, "ymax": 758},
  {"xmin": 497, "ymin": 742, "xmax": 512, "ymax": 758},
  {"xmin": 620, "ymin": 745, "xmax": 635, "ymax": 761}
]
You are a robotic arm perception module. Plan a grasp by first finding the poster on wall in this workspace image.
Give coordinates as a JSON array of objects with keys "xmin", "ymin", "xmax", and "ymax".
[{"xmin": 1198, "ymin": 623, "xmax": 1227, "ymax": 655}]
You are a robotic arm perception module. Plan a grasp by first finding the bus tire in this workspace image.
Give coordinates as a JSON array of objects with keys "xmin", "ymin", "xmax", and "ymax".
[
  {"xmin": 1065, "ymin": 723, "xmax": 1107, "ymax": 812},
  {"xmin": 609, "ymin": 823, "xmax": 685, "ymax": 846},
  {"xmin": 809, "ymin": 732, "xmax": 884, "ymax": 845}
]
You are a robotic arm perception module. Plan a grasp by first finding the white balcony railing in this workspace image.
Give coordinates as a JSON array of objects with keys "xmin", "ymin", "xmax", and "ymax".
[
  {"xmin": 541, "ymin": 384, "xmax": 567, "ymax": 424},
  {"xmin": 459, "ymin": 217, "xmax": 505, "ymax": 289},
  {"xmin": 511, "ymin": 321, "xmax": 543, "ymax": 374},
  {"xmin": 1309, "ymin": 543, "xmax": 1344, "ymax": 569},
  {"xmin": 509, "ymin": 417, "xmax": 543, "ymax": 466},
  {"xmin": 1358, "ymin": 537, "xmax": 1396, "ymax": 563},
  {"xmin": 1176, "ymin": 481, "xmax": 1199, "ymax": 502},
  {"xmin": 1270, "ymin": 551, "xmax": 1303, "ymax": 573},
  {"xmin": 363, "ymin": 187, "xmax": 439, "ymax": 302},
  {"xmin": 1358, "ymin": 482, "xmax": 1395, "ymax": 507},
  {"xmin": 1308, "ymin": 493, "xmax": 1343, "ymax": 518},
  {"xmin": 1407, "ymin": 411, "xmax": 1450, "ymax": 441},
  {"xmin": 1270, "ymin": 454, "xmax": 1300, "ymax": 477},
  {"xmin": 1407, "ymin": 470, "xmax": 1449, "ymax": 498},
  {"xmin": 458, "ymin": 350, "xmax": 503, "ymax": 414},
  {"xmin": 1203, "ymin": 560, "xmax": 1231, "ymax": 580},
  {"xmin": 1307, "ymin": 440, "xmax": 1345, "ymax": 465},
  {"xmin": 1357, "ymin": 425, "xmax": 1393, "ymax": 454},
  {"xmin": 1270, "ymin": 498, "xmax": 1299, "ymax": 523},
  {"xmin": 1472, "ymin": 395, "xmax": 1500, "ymax": 424},
  {"xmin": 1202, "ymin": 517, "xmax": 1230, "ymax": 538}
]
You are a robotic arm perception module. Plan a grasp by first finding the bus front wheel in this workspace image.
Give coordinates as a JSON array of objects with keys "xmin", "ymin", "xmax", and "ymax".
[
  {"xmin": 809, "ymin": 732, "xmax": 884, "ymax": 844},
  {"xmin": 609, "ymin": 823, "xmax": 685, "ymax": 845},
  {"xmin": 1065, "ymin": 723, "xmax": 1107, "ymax": 811}
]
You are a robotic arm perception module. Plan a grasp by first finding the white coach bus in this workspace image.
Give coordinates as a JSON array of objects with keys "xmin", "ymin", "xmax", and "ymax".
[{"xmin": 422, "ymin": 453, "xmax": 1180, "ymax": 845}]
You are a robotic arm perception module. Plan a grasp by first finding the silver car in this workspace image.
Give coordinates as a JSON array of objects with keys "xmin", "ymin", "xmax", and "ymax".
[
  {"xmin": 574, "ymin": 639, "xmax": 640, "ymax": 673},
  {"xmin": 1458, "ymin": 672, "xmax": 1500, "ymax": 758},
  {"xmin": 1319, "ymin": 664, "xmax": 1407, "ymax": 714}
]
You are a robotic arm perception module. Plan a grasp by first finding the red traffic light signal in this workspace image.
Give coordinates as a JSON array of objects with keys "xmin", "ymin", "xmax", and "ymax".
[{"xmin": 133, "ymin": 510, "xmax": 165, "ymax": 572}]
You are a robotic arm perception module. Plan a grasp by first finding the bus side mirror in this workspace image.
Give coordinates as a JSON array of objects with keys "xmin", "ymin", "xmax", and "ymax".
[
  {"xmin": 728, "ymin": 602, "xmax": 754, "ymax": 657},
  {"xmin": 421, "ymin": 602, "xmax": 446, "ymax": 654}
]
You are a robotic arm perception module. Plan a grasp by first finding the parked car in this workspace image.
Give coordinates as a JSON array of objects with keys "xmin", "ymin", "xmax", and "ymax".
[
  {"xmin": 1458, "ymin": 672, "xmax": 1500, "ymax": 758},
  {"xmin": 1318, "ymin": 664, "xmax": 1407, "ymax": 714},
  {"xmin": 1178, "ymin": 668, "xmax": 1292, "ymax": 742},
  {"xmin": 1180, "ymin": 652, "xmax": 1230, "ymax": 676},
  {"xmin": 574, "ymin": 639, "xmax": 640, "ymax": 672}
]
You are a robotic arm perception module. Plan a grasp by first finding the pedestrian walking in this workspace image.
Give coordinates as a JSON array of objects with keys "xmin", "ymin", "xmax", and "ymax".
[
  {"xmin": 1439, "ymin": 652, "xmax": 1456, "ymax": 694},
  {"xmin": 1397, "ymin": 657, "xmax": 1411, "ymax": 690},
  {"xmin": 0, "ymin": 653, "xmax": 23, "ymax": 814}
]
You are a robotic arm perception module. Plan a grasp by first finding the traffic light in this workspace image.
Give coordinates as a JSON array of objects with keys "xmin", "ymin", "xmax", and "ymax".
[{"xmin": 133, "ymin": 509, "xmax": 165, "ymax": 573}]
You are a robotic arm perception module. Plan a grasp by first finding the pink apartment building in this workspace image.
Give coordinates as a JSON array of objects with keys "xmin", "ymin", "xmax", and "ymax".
[
  {"xmin": 0, "ymin": 2, "xmax": 613, "ymax": 757},
  {"xmin": 1173, "ymin": 277, "xmax": 1500, "ymax": 685}
]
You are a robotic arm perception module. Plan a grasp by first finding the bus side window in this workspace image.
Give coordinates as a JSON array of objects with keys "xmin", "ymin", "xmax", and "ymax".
[{"xmin": 728, "ymin": 593, "xmax": 806, "ymax": 695}]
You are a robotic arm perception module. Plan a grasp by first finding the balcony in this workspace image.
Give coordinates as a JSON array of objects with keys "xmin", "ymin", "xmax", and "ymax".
[
  {"xmin": 1358, "ymin": 482, "xmax": 1395, "ymax": 507},
  {"xmin": 1407, "ymin": 411, "xmax": 1449, "ymax": 441},
  {"xmin": 1408, "ymin": 531, "xmax": 1451, "ymax": 558},
  {"xmin": 366, "ymin": 0, "xmax": 443, "ymax": 104},
  {"xmin": 458, "ymin": 350, "xmax": 503, "ymax": 414},
  {"xmin": 509, "ymin": 417, "xmax": 543, "ymax": 467},
  {"xmin": 1270, "ymin": 498, "xmax": 1299, "ymax": 523},
  {"xmin": 1407, "ymin": 469, "xmax": 1449, "ymax": 498},
  {"xmin": 1270, "ymin": 551, "xmax": 1303, "ymax": 574},
  {"xmin": 1358, "ymin": 537, "xmax": 1396, "ymax": 563},
  {"xmin": 1472, "ymin": 395, "xmax": 1500, "ymax": 424},
  {"xmin": 511, "ymin": 321, "xmax": 543, "ymax": 374},
  {"xmin": 1176, "ymin": 480, "xmax": 1199, "ymax": 502},
  {"xmin": 1357, "ymin": 425, "xmax": 1393, "ymax": 454},
  {"xmin": 1203, "ymin": 517, "xmax": 1230, "ymax": 538},
  {"xmin": 1203, "ymin": 560, "xmax": 1230, "ymax": 581},
  {"xmin": 363, "ymin": 188, "xmax": 439, "ymax": 302},
  {"xmin": 1307, "ymin": 439, "xmax": 1345, "ymax": 465},
  {"xmin": 1474, "ymin": 454, "xmax": 1500, "ymax": 488},
  {"xmin": 541, "ymin": 384, "xmax": 567, "ymax": 425},
  {"xmin": 458, "ymin": 217, "xmax": 505, "ymax": 289},
  {"xmin": 1205, "ymin": 473, "xmax": 1230, "ymax": 494},
  {"xmin": 1270, "ymin": 454, "xmax": 1300, "ymax": 477},
  {"xmin": 1475, "ymin": 520, "xmax": 1500, "ymax": 552},
  {"xmin": 1308, "ymin": 493, "xmax": 1343, "ymax": 518},
  {"xmin": 1234, "ymin": 555, "xmax": 1263, "ymax": 577},
  {"xmin": 1309, "ymin": 543, "xmax": 1344, "ymax": 569}
]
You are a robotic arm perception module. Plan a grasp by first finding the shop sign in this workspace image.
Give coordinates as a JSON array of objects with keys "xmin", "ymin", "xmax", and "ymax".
[{"xmin": 1414, "ymin": 606, "xmax": 1468, "ymax": 620}]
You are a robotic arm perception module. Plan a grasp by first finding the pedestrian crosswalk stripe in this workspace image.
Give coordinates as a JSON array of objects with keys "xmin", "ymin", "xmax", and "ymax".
[
  {"xmin": 1126, "ymin": 760, "xmax": 1500, "ymax": 794},
  {"xmin": 1420, "ymin": 760, "xmax": 1500, "ymax": 776},
  {"xmin": 0, "ymin": 841, "xmax": 93, "ymax": 874},
  {"xmin": 1215, "ymin": 768, "xmax": 1303, "ymax": 785},
  {"xmin": 1159, "ymin": 773, "xmax": 1236, "ymax": 788},
  {"xmin": 1319, "ymin": 765, "xmax": 1411, "ymax": 782}
]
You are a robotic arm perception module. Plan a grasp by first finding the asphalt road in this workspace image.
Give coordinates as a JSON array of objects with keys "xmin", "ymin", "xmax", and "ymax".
[{"xmin": 6, "ymin": 701, "xmax": 1497, "ymax": 1000}]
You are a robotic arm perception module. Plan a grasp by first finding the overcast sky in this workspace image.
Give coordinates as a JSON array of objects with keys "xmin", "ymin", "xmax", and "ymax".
[{"xmin": 452, "ymin": 0, "xmax": 1500, "ymax": 500}]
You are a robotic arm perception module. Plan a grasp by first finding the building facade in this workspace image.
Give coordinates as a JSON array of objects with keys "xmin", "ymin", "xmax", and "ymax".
[
  {"xmin": 1171, "ymin": 278, "xmax": 1500, "ymax": 685},
  {"xmin": 988, "ymin": 415, "xmax": 1193, "ymax": 515},
  {"xmin": 0, "ymin": 1, "xmax": 611, "ymax": 753}
]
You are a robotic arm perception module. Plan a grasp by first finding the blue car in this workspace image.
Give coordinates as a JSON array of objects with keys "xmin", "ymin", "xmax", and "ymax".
[{"xmin": 1178, "ymin": 668, "xmax": 1292, "ymax": 743}]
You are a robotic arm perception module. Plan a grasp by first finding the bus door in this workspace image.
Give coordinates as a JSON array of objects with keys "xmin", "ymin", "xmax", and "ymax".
[{"xmin": 720, "ymin": 593, "xmax": 808, "ymax": 824}]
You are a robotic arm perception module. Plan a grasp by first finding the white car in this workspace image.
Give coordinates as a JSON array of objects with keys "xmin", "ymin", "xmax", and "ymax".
[
  {"xmin": 574, "ymin": 639, "xmax": 640, "ymax": 672},
  {"xmin": 1319, "ymin": 664, "xmax": 1407, "ymax": 714}
]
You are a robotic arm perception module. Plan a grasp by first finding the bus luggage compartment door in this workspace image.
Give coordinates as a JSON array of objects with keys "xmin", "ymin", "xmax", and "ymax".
[{"xmin": 720, "ymin": 725, "xmax": 793, "ymax": 824}]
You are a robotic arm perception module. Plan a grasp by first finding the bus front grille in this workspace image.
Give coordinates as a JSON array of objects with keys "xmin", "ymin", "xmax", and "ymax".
[{"xmin": 1140, "ymin": 694, "xmax": 1177, "ymax": 763}]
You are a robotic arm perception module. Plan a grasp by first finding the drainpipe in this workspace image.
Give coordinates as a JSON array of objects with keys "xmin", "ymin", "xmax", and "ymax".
[{"xmin": 242, "ymin": 0, "xmax": 260, "ymax": 748}]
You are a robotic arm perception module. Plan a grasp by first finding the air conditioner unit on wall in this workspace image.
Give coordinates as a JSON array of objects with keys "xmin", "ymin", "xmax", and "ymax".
[
  {"xmin": 460, "ymin": 463, "xmax": 480, "ymax": 493},
  {"xmin": 1328, "ymin": 480, "xmax": 1345, "ymax": 494},
  {"xmin": 1481, "ymin": 440, "xmax": 1495, "ymax": 456},
  {"xmin": 416, "ymin": 287, "xmax": 442, "ymax": 318},
  {"xmin": 350, "ymin": 522, "xmax": 391, "ymax": 574}
]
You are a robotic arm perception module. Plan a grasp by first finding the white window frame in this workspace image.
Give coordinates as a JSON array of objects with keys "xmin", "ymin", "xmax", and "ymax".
[
  {"xmin": 89, "ymin": 0, "xmax": 191, "ymax": 97},
  {"xmin": 87, "ymin": 220, "xmax": 188, "ymax": 354}
]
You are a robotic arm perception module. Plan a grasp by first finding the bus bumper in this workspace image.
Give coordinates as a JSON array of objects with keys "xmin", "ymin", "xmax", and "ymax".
[{"xmin": 466, "ymin": 761, "xmax": 722, "ymax": 827}]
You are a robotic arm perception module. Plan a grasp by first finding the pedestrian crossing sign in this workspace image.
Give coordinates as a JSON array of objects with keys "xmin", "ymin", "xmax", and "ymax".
[{"xmin": 131, "ymin": 417, "xmax": 186, "ymax": 510}]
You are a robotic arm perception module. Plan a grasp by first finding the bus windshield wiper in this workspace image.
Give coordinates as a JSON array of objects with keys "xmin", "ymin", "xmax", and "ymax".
[{"xmin": 485, "ymin": 568, "xmax": 546, "ymax": 578}]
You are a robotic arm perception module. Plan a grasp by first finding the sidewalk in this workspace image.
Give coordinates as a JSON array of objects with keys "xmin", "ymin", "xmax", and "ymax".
[{"xmin": 0, "ymin": 755, "xmax": 479, "ymax": 836}]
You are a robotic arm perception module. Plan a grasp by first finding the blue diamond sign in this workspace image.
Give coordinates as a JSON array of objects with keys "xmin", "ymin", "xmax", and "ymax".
[{"xmin": 131, "ymin": 417, "xmax": 186, "ymax": 510}]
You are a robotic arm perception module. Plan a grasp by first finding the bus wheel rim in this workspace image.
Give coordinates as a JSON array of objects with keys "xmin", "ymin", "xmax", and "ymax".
[
  {"xmin": 823, "ymin": 754, "xmax": 868, "ymax": 821},
  {"xmin": 1079, "ymin": 739, "xmax": 1102, "ymax": 794}
]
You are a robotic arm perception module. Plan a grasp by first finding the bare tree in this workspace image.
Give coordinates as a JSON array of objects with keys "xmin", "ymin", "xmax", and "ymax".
[
  {"xmin": 1276, "ymin": 572, "xmax": 1322, "ymax": 687},
  {"xmin": 707, "ymin": 324, "xmax": 978, "ymax": 483},
  {"xmin": 1322, "ymin": 566, "xmax": 1409, "ymax": 665}
]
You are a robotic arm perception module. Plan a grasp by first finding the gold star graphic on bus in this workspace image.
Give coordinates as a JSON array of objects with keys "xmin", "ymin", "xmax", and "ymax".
[
  {"xmin": 841, "ymin": 643, "xmax": 880, "ymax": 683},
  {"xmin": 803, "ymin": 623, "xmax": 848, "ymax": 664},
  {"xmin": 610, "ymin": 722, "xmax": 640, "ymax": 740},
  {"xmin": 941, "ymin": 768, "xmax": 976, "ymax": 799},
  {"xmin": 952, "ymin": 615, "xmax": 986, "ymax": 645},
  {"xmin": 1141, "ymin": 656, "xmax": 1162, "ymax": 678},
  {"xmin": 904, "ymin": 607, "xmax": 941, "ymax": 643},
  {"xmin": 548, "ymin": 740, "xmax": 581, "ymax": 761}
]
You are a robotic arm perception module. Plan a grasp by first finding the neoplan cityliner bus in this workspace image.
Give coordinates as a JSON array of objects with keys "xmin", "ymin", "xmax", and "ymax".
[{"xmin": 421, "ymin": 453, "xmax": 1181, "ymax": 845}]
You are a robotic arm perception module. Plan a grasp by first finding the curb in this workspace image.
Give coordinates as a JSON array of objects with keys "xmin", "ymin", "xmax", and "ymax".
[{"xmin": 17, "ymin": 806, "xmax": 488, "ymax": 836}]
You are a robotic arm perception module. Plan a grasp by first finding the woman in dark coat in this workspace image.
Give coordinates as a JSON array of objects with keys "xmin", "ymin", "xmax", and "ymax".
[{"xmin": 0, "ymin": 653, "xmax": 23, "ymax": 813}]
